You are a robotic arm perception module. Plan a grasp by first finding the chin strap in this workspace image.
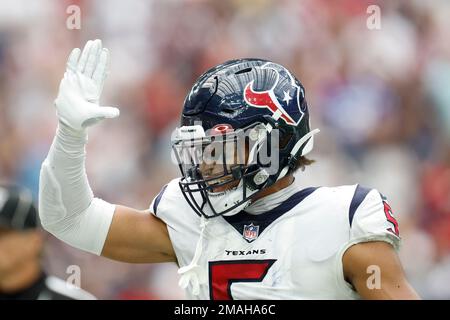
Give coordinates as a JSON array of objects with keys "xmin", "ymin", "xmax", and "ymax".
[
  {"xmin": 277, "ymin": 128, "xmax": 320, "ymax": 181},
  {"xmin": 177, "ymin": 215, "xmax": 209, "ymax": 296}
]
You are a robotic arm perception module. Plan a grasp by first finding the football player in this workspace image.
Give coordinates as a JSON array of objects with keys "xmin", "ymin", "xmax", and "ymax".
[{"xmin": 38, "ymin": 39, "xmax": 419, "ymax": 299}]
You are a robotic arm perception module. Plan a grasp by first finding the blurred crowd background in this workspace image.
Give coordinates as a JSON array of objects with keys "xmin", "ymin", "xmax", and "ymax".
[{"xmin": 0, "ymin": 0, "xmax": 449, "ymax": 299}]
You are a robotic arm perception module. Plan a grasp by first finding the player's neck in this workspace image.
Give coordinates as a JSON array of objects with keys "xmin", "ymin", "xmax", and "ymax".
[{"xmin": 250, "ymin": 175, "xmax": 295, "ymax": 203}]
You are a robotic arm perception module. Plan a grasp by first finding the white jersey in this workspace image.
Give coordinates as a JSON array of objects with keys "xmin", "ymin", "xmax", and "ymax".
[{"xmin": 150, "ymin": 178, "xmax": 401, "ymax": 300}]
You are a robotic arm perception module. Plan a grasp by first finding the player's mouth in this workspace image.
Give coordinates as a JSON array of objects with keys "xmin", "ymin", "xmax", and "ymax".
[{"xmin": 206, "ymin": 175, "xmax": 239, "ymax": 193}]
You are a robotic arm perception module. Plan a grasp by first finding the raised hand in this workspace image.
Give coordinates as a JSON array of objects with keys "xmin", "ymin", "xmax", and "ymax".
[{"xmin": 55, "ymin": 39, "xmax": 119, "ymax": 131}]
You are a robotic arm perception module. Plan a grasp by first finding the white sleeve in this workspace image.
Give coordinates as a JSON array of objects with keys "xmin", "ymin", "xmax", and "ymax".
[
  {"xmin": 334, "ymin": 185, "xmax": 402, "ymax": 297},
  {"xmin": 39, "ymin": 123, "xmax": 115, "ymax": 255},
  {"xmin": 349, "ymin": 187, "xmax": 401, "ymax": 250}
]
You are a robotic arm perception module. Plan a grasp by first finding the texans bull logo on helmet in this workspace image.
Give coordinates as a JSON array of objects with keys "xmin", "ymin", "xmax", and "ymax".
[{"xmin": 244, "ymin": 62, "xmax": 306, "ymax": 126}]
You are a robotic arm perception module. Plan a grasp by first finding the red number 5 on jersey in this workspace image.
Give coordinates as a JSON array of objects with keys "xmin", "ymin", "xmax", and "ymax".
[
  {"xmin": 209, "ymin": 259, "xmax": 276, "ymax": 300},
  {"xmin": 383, "ymin": 200, "xmax": 400, "ymax": 237}
]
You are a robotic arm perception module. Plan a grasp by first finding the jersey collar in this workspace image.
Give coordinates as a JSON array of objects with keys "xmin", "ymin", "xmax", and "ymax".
[{"xmin": 222, "ymin": 186, "xmax": 319, "ymax": 242}]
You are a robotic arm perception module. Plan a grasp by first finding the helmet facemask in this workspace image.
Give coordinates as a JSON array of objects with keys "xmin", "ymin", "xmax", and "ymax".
[{"xmin": 171, "ymin": 122, "xmax": 278, "ymax": 219}]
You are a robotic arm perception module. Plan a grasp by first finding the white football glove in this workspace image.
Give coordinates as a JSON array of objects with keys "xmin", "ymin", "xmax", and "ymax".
[{"xmin": 55, "ymin": 39, "xmax": 120, "ymax": 132}]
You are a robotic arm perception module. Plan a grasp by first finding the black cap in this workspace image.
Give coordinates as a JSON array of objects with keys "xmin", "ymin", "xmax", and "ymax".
[{"xmin": 0, "ymin": 184, "xmax": 39, "ymax": 230}]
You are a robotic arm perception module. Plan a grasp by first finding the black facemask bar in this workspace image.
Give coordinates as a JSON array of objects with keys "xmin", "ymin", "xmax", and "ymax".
[{"xmin": 178, "ymin": 167, "xmax": 260, "ymax": 219}]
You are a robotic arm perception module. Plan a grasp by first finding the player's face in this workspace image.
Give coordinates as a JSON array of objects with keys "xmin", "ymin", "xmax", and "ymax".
[
  {"xmin": 173, "ymin": 130, "xmax": 248, "ymax": 193},
  {"xmin": 173, "ymin": 123, "xmax": 269, "ymax": 211},
  {"xmin": 199, "ymin": 137, "xmax": 247, "ymax": 193}
]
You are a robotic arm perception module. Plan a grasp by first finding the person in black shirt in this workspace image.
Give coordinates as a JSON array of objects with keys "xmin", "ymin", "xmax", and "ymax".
[{"xmin": 0, "ymin": 184, "xmax": 95, "ymax": 300}]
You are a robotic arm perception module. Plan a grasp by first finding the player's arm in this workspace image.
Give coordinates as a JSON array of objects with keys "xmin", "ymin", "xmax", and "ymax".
[
  {"xmin": 39, "ymin": 39, "xmax": 175, "ymax": 263},
  {"xmin": 343, "ymin": 241, "xmax": 420, "ymax": 299},
  {"xmin": 101, "ymin": 205, "xmax": 176, "ymax": 263}
]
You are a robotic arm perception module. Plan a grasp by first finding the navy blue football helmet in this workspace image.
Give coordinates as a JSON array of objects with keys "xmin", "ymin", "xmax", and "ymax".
[{"xmin": 171, "ymin": 58, "xmax": 319, "ymax": 219}]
